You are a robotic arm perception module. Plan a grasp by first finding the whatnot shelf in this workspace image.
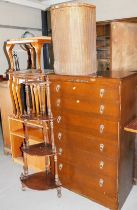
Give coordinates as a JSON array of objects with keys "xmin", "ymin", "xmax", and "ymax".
[
  {"xmin": 22, "ymin": 143, "xmax": 54, "ymax": 156},
  {"xmin": 20, "ymin": 171, "xmax": 61, "ymax": 191}
]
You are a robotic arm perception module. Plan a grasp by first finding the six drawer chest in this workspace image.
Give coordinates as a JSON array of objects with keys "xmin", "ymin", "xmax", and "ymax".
[{"xmin": 49, "ymin": 71, "xmax": 137, "ymax": 210}]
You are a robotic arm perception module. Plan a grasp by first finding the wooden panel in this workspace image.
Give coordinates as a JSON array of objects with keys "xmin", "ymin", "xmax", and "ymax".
[
  {"xmin": 0, "ymin": 81, "xmax": 12, "ymax": 152},
  {"xmin": 118, "ymin": 76, "xmax": 137, "ymax": 209},
  {"xmin": 111, "ymin": 22, "xmax": 137, "ymax": 71}
]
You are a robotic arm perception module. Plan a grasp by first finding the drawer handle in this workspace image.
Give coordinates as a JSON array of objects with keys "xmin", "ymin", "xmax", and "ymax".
[
  {"xmin": 58, "ymin": 148, "xmax": 63, "ymax": 155},
  {"xmin": 99, "ymin": 161, "xmax": 104, "ymax": 169},
  {"xmin": 56, "ymin": 99, "xmax": 61, "ymax": 107},
  {"xmin": 99, "ymin": 105, "xmax": 105, "ymax": 114},
  {"xmin": 59, "ymin": 163, "xmax": 63, "ymax": 171},
  {"xmin": 100, "ymin": 89, "xmax": 105, "ymax": 98},
  {"xmin": 56, "ymin": 84, "xmax": 61, "ymax": 92},
  {"xmin": 57, "ymin": 116, "xmax": 61, "ymax": 124},
  {"xmin": 73, "ymin": 86, "xmax": 76, "ymax": 90},
  {"xmin": 99, "ymin": 124, "xmax": 105, "ymax": 134},
  {"xmin": 99, "ymin": 179, "xmax": 104, "ymax": 187},
  {"xmin": 58, "ymin": 132, "xmax": 62, "ymax": 140},
  {"xmin": 99, "ymin": 144, "xmax": 104, "ymax": 152},
  {"xmin": 76, "ymin": 100, "xmax": 80, "ymax": 104}
]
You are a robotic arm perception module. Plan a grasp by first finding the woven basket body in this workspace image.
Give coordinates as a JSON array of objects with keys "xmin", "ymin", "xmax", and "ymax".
[{"xmin": 51, "ymin": 2, "xmax": 96, "ymax": 75}]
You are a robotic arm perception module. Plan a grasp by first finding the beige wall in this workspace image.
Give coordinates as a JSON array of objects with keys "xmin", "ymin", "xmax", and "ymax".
[{"xmin": 89, "ymin": 0, "xmax": 137, "ymax": 21}]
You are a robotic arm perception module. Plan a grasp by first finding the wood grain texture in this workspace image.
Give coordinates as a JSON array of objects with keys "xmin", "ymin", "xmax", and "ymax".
[
  {"xmin": 111, "ymin": 22, "xmax": 137, "ymax": 71},
  {"xmin": 48, "ymin": 73, "xmax": 137, "ymax": 210},
  {"xmin": 51, "ymin": 3, "xmax": 96, "ymax": 75}
]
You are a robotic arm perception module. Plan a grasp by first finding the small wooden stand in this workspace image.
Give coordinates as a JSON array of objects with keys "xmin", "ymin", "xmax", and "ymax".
[{"xmin": 6, "ymin": 36, "xmax": 51, "ymax": 72}]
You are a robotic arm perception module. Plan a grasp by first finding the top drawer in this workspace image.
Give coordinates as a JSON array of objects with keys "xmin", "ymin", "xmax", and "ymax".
[{"xmin": 50, "ymin": 81, "xmax": 120, "ymax": 103}]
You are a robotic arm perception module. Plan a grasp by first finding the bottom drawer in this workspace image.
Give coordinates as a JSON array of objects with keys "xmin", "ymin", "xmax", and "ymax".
[{"xmin": 58, "ymin": 160, "xmax": 117, "ymax": 200}]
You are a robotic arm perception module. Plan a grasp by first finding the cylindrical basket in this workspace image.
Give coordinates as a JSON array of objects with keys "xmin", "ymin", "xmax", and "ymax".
[{"xmin": 50, "ymin": 2, "xmax": 96, "ymax": 75}]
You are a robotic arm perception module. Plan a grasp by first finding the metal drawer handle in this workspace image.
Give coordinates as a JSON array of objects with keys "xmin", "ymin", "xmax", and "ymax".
[
  {"xmin": 99, "ymin": 105, "xmax": 105, "ymax": 114},
  {"xmin": 58, "ymin": 132, "xmax": 62, "ymax": 140},
  {"xmin": 56, "ymin": 99, "xmax": 61, "ymax": 107},
  {"xmin": 58, "ymin": 148, "xmax": 63, "ymax": 155},
  {"xmin": 73, "ymin": 86, "xmax": 76, "ymax": 90},
  {"xmin": 99, "ymin": 144, "xmax": 104, "ymax": 152},
  {"xmin": 99, "ymin": 179, "xmax": 104, "ymax": 187},
  {"xmin": 100, "ymin": 89, "xmax": 105, "ymax": 98},
  {"xmin": 57, "ymin": 116, "xmax": 61, "ymax": 124},
  {"xmin": 76, "ymin": 100, "xmax": 80, "ymax": 104},
  {"xmin": 59, "ymin": 163, "xmax": 63, "ymax": 171},
  {"xmin": 56, "ymin": 84, "xmax": 61, "ymax": 92},
  {"xmin": 99, "ymin": 161, "xmax": 104, "ymax": 169},
  {"xmin": 99, "ymin": 124, "xmax": 105, "ymax": 134}
]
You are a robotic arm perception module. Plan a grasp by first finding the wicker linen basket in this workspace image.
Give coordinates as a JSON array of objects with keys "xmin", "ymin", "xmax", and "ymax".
[{"xmin": 50, "ymin": 2, "xmax": 96, "ymax": 75}]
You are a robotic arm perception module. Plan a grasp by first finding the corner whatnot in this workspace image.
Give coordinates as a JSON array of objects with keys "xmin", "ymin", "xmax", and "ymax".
[{"xmin": 6, "ymin": 37, "xmax": 62, "ymax": 197}]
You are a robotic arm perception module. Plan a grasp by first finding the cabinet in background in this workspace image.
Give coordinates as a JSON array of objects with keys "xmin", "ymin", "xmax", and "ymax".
[{"xmin": 96, "ymin": 21, "xmax": 137, "ymax": 72}]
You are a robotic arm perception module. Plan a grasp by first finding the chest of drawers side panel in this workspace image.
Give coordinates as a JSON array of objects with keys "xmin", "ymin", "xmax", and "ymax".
[{"xmin": 118, "ymin": 75, "xmax": 137, "ymax": 209}]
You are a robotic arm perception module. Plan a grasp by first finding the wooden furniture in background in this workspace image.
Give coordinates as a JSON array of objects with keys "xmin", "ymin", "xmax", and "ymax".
[
  {"xmin": 47, "ymin": 72, "xmax": 137, "ymax": 210},
  {"xmin": 96, "ymin": 21, "xmax": 137, "ymax": 72},
  {"xmin": 0, "ymin": 81, "xmax": 12, "ymax": 153}
]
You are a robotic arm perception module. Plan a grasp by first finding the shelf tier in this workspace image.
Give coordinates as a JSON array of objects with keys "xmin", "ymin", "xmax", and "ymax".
[
  {"xmin": 20, "ymin": 172, "xmax": 60, "ymax": 190},
  {"xmin": 10, "ymin": 128, "xmax": 43, "ymax": 143},
  {"xmin": 124, "ymin": 117, "xmax": 137, "ymax": 133},
  {"xmin": 22, "ymin": 143, "xmax": 54, "ymax": 156},
  {"xmin": 9, "ymin": 114, "xmax": 43, "ymax": 128}
]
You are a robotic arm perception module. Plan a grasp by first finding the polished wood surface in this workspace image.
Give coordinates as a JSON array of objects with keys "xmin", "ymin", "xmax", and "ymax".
[
  {"xmin": 48, "ymin": 72, "xmax": 137, "ymax": 210},
  {"xmin": 21, "ymin": 171, "xmax": 61, "ymax": 190}
]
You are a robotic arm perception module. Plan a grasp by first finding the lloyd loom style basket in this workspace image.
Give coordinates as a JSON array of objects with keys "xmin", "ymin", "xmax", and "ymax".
[{"xmin": 50, "ymin": 2, "xmax": 96, "ymax": 75}]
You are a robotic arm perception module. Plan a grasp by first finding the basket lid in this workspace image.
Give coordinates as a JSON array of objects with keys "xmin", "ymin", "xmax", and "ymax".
[{"xmin": 50, "ymin": 1, "xmax": 95, "ymax": 10}]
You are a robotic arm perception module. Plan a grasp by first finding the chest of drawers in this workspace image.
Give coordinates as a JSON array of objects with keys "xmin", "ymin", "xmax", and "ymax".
[{"xmin": 49, "ymin": 71, "xmax": 137, "ymax": 210}]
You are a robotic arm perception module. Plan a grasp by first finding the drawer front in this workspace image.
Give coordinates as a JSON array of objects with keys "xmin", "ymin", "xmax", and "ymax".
[
  {"xmin": 58, "ymin": 149, "xmax": 117, "ymax": 178},
  {"xmin": 54, "ymin": 111, "xmax": 119, "ymax": 141},
  {"xmin": 58, "ymin": 160, "xmax": 117, "ymax": 199},
  {"xmin": 54, "ymin": 129, "xmax": 118, "ymax": 160},
  {"xmin": 50, "ymin": 81, "xmax": 120, "ymax": 103},
  {"xmin": 51, "ymin": 95, "xmax": 120, "ymax": 120}
]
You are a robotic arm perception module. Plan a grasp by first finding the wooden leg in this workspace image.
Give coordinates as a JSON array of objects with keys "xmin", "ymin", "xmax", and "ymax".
[
  {"xmin": 31, "ymin": 42, "xmax": 42, "ymax": 72},
  {"xmin": 54, "ymin": 154, "xmax": 61, "ymax": 186},
  {"xmin": 57, "ymin": 186, "xmax": 62, "ymax": 198},
  {"xmin": 23, "ymin": 152, "xmax": 28, "ymax": 177},
  {"xmin": 20, "ymin": 173, "xmax": 26, "ymax": 191}
]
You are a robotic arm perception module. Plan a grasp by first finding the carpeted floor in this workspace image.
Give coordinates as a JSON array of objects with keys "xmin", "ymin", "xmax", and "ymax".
[{"xmin": 0, "ymin": 129, "xmax": 137, "ymax": 210}]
